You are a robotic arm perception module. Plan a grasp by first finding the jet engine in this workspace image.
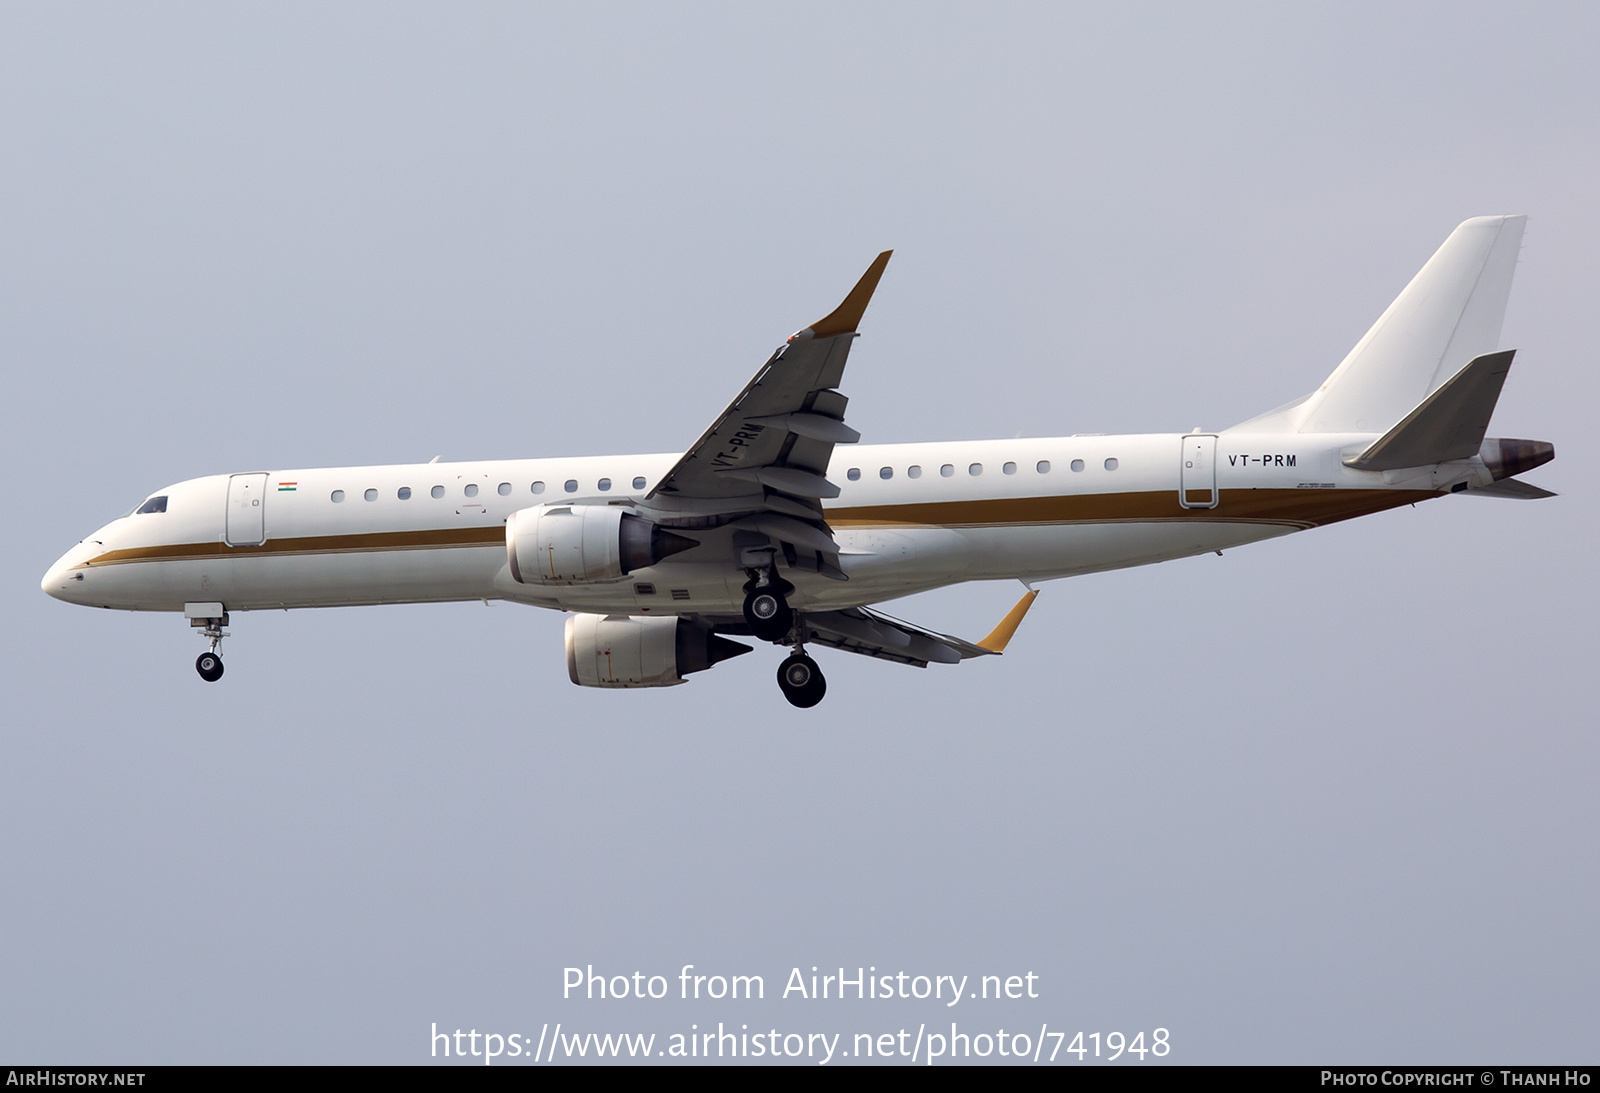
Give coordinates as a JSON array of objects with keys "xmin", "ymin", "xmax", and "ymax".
[
  {"xmin": 506, "ymin": 504, "xmax": 697, "ymax": 585},
  {"xmin": 565, "ymin": 614, "xmax": 751, "ymax": 688}
]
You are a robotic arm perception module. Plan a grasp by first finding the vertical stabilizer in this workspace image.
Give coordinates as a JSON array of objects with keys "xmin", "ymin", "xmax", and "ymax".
[{"xmin": 1233, "ymin": 216, "xmax": 1525, "ymax": 435}]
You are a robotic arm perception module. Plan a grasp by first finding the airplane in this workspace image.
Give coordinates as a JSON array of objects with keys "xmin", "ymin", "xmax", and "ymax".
[{"xmin": 42, "ymin": 215, "xmax": 1555, "ymax": 707}]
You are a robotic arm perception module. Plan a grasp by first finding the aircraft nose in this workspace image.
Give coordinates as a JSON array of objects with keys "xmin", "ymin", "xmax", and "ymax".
[
  {"xmin": 42, "ymin": 555, "xmax": 71, "ymax": 600},
  {"xmin": 41, "ymin": 545, "xmax": 92, "ymax": 602}
]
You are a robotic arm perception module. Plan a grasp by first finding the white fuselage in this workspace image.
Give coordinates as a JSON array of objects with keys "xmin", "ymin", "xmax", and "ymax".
[{"xmin": 42, "ymin": 431, "xmax": 1467, "ymax": 620}]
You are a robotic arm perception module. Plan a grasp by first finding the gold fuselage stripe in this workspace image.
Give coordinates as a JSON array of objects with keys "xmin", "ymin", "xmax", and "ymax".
[
  {"xmin": 82, "ymin": 526, "xmax": 507, "ymax": 567},
  {"xmin": 79, "ymin": 488, "xmax": 1437, "ymax": 568}
]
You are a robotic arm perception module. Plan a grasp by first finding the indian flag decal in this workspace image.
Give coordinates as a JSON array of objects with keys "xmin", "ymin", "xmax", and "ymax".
[{"xmin": 278, "ymin": 481, "xmax": 298, "ymax": 492}]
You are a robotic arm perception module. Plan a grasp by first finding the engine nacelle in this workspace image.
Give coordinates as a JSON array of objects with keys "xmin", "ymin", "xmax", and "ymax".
[
  {"xmin": 565, "ymin": 614, "xmax": 751, "ymax": 688},
  {"xmin": 507, "ymin": 504, "xmax": 697, "ymax": 585}
]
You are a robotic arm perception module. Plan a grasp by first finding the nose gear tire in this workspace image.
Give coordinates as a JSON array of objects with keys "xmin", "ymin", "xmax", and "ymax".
[{"xmin": 196, "ymin": 652, "xmax": 224, "ymax": 683}]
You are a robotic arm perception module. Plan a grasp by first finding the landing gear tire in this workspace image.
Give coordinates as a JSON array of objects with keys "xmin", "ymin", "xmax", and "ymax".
[
  {"xmin": 196, "ymin": 652, "xmax": 224, "ymax": 683},
  {"xmin": 744, "ymin": 588, "xmax": 794, "ymax": 642},
  {"xmin": 777, "ymin": 654, "xmax": 826, "ymax": 709}
]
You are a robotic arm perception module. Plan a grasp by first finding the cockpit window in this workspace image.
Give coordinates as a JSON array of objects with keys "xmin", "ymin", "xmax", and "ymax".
[{"xmin": 135, "ymin": 496, "xmax": 168, "ymax": 515}]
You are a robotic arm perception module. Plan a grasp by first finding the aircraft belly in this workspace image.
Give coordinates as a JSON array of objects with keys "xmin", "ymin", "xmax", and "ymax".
[
  {"xmin": 238, "ymin": 546, "xmax": 504, "ymax": 608},
  {"xmin": 835, "ymin": 527, "xmax": 968, "ymax": 578},
  {"xmin": 952, "ymin": 521, "xmax": 1297, "ymax": 581},
  {"xmin": 505, "ymin": 563, "xmax": 747, "ymax": 617},
  {"xmin": 795, "ymin": 522, "xmax": 1297, "ymax": 610}
]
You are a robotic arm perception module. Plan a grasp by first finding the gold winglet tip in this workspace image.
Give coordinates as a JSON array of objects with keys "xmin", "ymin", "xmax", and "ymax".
[
  {"xmin": 807, "ymin": 250, "xmax": 893, "ymax": 339},
  {"xmin": 976, "ymin": 589, "xmax": 1039, "ymax": 653}
]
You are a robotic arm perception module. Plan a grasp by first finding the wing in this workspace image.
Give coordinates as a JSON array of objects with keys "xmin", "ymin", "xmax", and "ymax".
[
  {"xmin": 804, "ymin": 590, "xmax": 1040, "ymax": 668},
  {"xmin": 645, "ymin": 252, "xmax": 892, "ymax": 579}
]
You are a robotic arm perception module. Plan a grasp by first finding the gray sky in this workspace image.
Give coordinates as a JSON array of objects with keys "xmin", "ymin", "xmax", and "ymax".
[{"xmin": 2, "ymin": 1, "xmax": 1595, "ymax": 1064}]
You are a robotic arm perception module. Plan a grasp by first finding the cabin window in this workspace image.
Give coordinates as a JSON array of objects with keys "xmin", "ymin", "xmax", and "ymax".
[
  {"xmin": 598, "ymin": 478, "xmax": 612, "ymax": 491},
  {"xmin": 564, "ymin": 479, "xmax": 578, "ymax": 493},
  {"xmin": 398, "ymin": 487, "xmax": 412, "ymax": 500},
  {"xmin": 364, "ymin": 488, "xmax": 378, "ymax": 502},
  {"xmin": 1003, "ymin": 461, "xmax": 1017, "ymax": 475},
  {"xmin": 431, "ymin": 485, "xmax": 445, "ymax": 499},
  {"xmin": 135, "ymin": 496, "xmax": 168, "ymax": 514},
  {"xmin": 1070, "ymin": 459, "xmax": 1085, "ymax": 472},
  {"xmin": 1036, "ymin": 460, "xmax": 1051, "ymax": 474},
  {"xmin": 847, "ymin": 468, "xmax": 861, "ymax": 481},
  {"xmin": 498, "ymin": 482, "xmax": 511, "ymax": 496},
  {"xmin": 969, "ymin": 463, "xmax": 983, "ymax": 476},
  {"xmin": 633, "ymin": 476, "xmax": 646, "ymax": 490},
  {"xmin": 531, "ymin": 481, "xmax": 545, "ymax": 494},
  {"xmin": 464, "ymin": 483, "xmax": 479, "ymax": 498},
  {"xmin": 331, "ymin": 490, "xmax": 345, "ymax": 503},
  {"xmin": 907, "ymin": 465, "xmax": 922, "ymax": 479},
  {"xmin": 879, "ymin": 466, "xmax": 893, "ymax": 480},
  {"xmin": 940, "ymin": 464, "xmax": 954, "ymax": 477},
  {"xmin": 1104, "ymin": 457, "xmax": 1119, "ymax": 471}
]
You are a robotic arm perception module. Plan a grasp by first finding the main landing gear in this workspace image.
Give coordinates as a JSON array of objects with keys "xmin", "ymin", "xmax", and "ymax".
[
  {"xmin": 190, "ymin": 611, "xmax": 229, "ymax": 683},
  {"xmin": 743, "ymin": 568, "xmax": 826, "ymax": 707},
  {"xmin": 742, "ymin": 575, "xmax": 794, "ymax": 643},
  {"xmin": 776, "ymin": 651, "xmax": 826, "ymax": 709}
]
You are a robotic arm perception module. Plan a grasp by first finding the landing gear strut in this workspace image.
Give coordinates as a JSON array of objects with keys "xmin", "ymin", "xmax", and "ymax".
[
  {"xmin": 190, "ymin": 611, "xmax": 229, "ymax": 683},
  {"xmin": 742, "ymin": 566, "xmax": 824, "ymax": 706}
]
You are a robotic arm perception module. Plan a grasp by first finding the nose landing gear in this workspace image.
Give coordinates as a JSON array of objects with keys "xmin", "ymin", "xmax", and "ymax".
[{"xmin": 187, "ymin": 608, "xmax": 229, "ymax": 683}]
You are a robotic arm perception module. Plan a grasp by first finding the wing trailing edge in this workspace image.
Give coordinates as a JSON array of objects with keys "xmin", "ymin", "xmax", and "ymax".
[{"xmin": 803, "ymin": 589, "xmax": 1040, "ymax": 668}]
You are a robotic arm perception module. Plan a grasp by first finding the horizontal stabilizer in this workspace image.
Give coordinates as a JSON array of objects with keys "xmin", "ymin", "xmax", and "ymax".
[
  {"xmin": 1463, "ymin": 477, "xmax": 1557, "ymax": 500},
  {"xmin": 1346, "ymin": 351, "xmax": 1514, "ymax": 471}
]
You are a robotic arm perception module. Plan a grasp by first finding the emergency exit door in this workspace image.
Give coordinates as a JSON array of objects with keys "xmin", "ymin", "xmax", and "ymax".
[
  {"xmin": 1179, "ymin": 435, "xmax": 1218, "ymax": 509},
  {"xmin": 226, "ymin": 473, "xmax": 268, "ymax": 546}
]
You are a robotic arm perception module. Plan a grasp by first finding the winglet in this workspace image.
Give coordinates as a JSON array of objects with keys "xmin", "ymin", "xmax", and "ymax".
[
  {"xmin": 807, "ymin": 251, "xmax": 893, "ymax": 338},
  {"xmin": 976, "ymin": 589, "xmax": 1039, "ymax": 653}
]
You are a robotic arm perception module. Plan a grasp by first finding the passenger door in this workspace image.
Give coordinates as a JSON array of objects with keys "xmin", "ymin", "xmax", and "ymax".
[
  {"xmin": 226, "ymin": 473, "xmax": 268, "ymax": 546},
  {"xmin": 1179, "ymin": 435, "xmax": 1218, "ymax": 509}
]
